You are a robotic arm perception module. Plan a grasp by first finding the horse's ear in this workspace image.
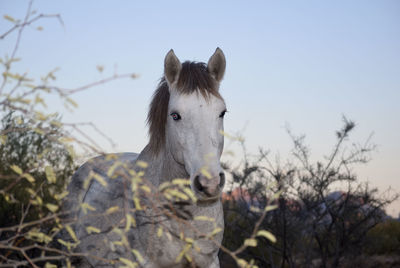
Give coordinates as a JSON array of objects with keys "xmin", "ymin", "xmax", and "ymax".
[
  {"xmin": 164, "ymin": 49, "xmax": 182, "ymax": 86},
  {"xmin": 207, "ymin": 47, "xmax": 226, "ymax": 82}
]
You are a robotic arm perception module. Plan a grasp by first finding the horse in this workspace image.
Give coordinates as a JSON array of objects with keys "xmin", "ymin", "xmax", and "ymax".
[{"xmin": 63, "ymin": 48, "xmax": 227, "ymax": 267}]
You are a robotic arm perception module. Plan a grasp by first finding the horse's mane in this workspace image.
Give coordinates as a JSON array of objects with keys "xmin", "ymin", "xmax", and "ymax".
[{"xmin": 147, "ymin": 61, "xmax": 222, "ymax": 155}]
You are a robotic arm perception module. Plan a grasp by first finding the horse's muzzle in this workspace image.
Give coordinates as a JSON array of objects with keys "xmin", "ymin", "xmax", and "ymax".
[{"xmin": 193, "ymin": 172, "xmax": 225, "ymax": 200}]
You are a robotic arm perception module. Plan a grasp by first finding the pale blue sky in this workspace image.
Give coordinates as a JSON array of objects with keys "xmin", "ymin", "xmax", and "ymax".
[{"xmin": 1, "ymin": 0, "xmax": 399, "ymax": 215}]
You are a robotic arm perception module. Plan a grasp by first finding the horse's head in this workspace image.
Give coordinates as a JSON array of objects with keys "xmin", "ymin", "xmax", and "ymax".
[{"xmin": 148, "ymin": 48, "xmax": 227, "ymax": 203}]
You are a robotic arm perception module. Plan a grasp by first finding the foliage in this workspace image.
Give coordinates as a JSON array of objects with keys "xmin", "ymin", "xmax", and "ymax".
[
  {"xmin": 0, "ymin": 112, "xmax": 75, "ymax": 228},
  {"xmin": 0, "ymin": 2, "xmax": 137, "ymax": 267},
  {"xmin": 220, "ymin": 118, "xmax": 398, "ymax": 268},
  {"xmin": 364, "ymin": 220, "xmax": 400, "ymax": 255}
]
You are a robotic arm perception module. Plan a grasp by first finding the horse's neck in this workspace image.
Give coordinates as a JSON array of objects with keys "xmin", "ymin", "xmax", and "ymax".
[
  {"xmin": 136, "ymin": 145, "xmax": 222, "ymax": 214},
  {"xmin": 136, "ymin": 145, "xmax": 188, "ymax": 187}
]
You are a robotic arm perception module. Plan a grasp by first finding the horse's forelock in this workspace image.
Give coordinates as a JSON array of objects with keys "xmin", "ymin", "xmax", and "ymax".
[{"xmin": 147, "ymin": 61, "xmax": 222, "ymax": 155}]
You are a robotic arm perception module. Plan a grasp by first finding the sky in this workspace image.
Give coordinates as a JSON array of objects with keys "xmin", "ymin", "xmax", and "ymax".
[{"xmin": 1, "ymin": 0, "xmax": 399, "ymax": 216}]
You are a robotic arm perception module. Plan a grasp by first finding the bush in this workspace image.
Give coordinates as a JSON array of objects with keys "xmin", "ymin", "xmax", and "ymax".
[
  {"xmin": 0, "ymin": 112, "xmax": 76, "ymax": 228},
  {"xmin": 364, "ymin": 220, "xmax": 400, "ymax": 255}
]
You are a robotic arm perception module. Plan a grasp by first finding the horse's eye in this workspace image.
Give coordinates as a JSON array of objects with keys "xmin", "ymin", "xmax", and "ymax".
[
  {"xmin": 170, "ymin": 112, "xmax": 181, "ymax": 121},
  {"xmin": 219, "ymin": 110, "xmax": 227, "ymax": 118}
]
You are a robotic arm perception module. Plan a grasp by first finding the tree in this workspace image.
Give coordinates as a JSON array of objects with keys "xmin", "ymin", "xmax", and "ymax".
[{"xmin": 221, "ymin": 118, "xmax": 398, "ymax": 268}]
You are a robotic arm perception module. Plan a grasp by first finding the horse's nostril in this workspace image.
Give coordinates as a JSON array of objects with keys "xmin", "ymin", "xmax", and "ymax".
[
  {"xmin": 194, "ymin": 175, "xmax": 204, "ymax": 192},
  {"xmin": 219, "ymin": 172, "xmax": 225, "ymax": 188}
]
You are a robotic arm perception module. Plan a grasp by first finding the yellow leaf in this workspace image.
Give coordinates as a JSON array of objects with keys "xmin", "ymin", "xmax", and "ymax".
[
  {"xmin": 140, "ymin": 185, "xmax": 151, "ymax": 193},
  {"xmin": 66, "ymin": 97, "xmax": 78, "ymax": 108},
  {"xmin": 250, "ymin": 206, "xmax": 261, "ymax": 213},
  {"xmin": 136, "ymin": 160, "xmax": 148, "ymax": 168},
  {"xmin": 16, "ymin": 117, "xmax": 23, "ymax": 125},
  {"xmin": 175, "ymin": 244, "xmax": 191, "ymax": 263},
  {"xmin": 133, "ymin": 197, "xmax": 142, "ymax": 210},
  {"xmin": 264, "ymin": 204, "xmax": 278, "ymax": 212},
  {"xmin": 158, "ymin": 182, "xmax": 171, "ymax": 191},
  {"xmin": 125, "ymin": 214, "xmax": 136, "ymax": 231},
  {"xmin": 23, "ymin": 173, "xmax": 35, "ymax": 183},
  {"xmin": 33, "ymin": 128, "xmax": 45, "ymax": 135},
  {"xmin": 272, "ymin": 190, "xmax": 283, "ymax": 201},
  {"xmin": 27, "ymin": 231, "xmax": 52, "ymax": 244},
  {"xmin": 35, "ymin": 111, "xmax": 47, "ymax": 121},
  {"xmin": 210, "ymin": 227, "xmax": 223, "ymax": 236},
  {"xmin": 157, "ymin": 227, "xmax": 163, "ymax": 237},
  {"xmin": 244, "ymin": 238, "xmax": 258, "ymax": 247},
  {"xmin": 119, "ymin": 257, "xmax": 137, "ymax": 268},
  {"xmin": 35, "ymin": 94, "xmax": 47, "ymax": 107},
  {"xmin": 106, "ymin": 206, "xmax": 119, "ymax": 214},
  {"xmin": 66, "ymin": 259, "xmax": 72, "ymax": 268},
  {"xmin": 0, "ymin": 135, "xmax": 7, "ymax": 145},
  {"xmin": 54, "ymin": 191, "xmax": 69, "ymax": 200},
  {"xmin": 65, "ymin": 225, "xmax": 79, "ymax": 242},
  {"xmin": 107, "ymin": 161, "xmax": 123, "ymax": 178},
  {"xmin": 57, "ymin": 239, "xmax": 78, "ymax": 251},
  {"xmin": 4, "ymin": 15, "xmax": 15, "ymax": 22},
  {"xmin": 50, "ymin": 120, "xmax": 62, "ymax": 127},
  {"xmin": 166, "ymin": 189, "xmax": 188, "ymax": 201},
  {"xmin": 86, "ymin": 226, "xmax": 101, "ymax": 234},
  {"xmin": 26, "ymin": 188, "xmax": 36, "ymax": 196},
  {"xmin": 46, "ymin": 203, "xmax": 58, "ymax": 213},
  {"xmin": 194, "ymin": 216, "xmax": 214, "ymax": 222},
  {"xmin": 10, "ymin": 165, "xmax": 23, "ymax": 175},
  {"xmin": 36, "ymin": 26, "xmax": 43, "ymax": 31},
  {"xmin": 256, "ymin": 230, "xmax": 277, "ymax": 243},
  {"xmin": 172, "ymin": 178, "xmax": 191, "ymax": 185},
  {"xmin": 185, "ymin": 253, "xmax": 192, "ymax": 262},
  {"xmin": 237, "ymin": 259, "xmax": 248, "ymax": 268},
  {"xmin": 183, "ymin": 188, "xmax": 197, "ymax": 202},
  {"xmin": 90, "ymin": 171, "xmax": 107, "ymax": 187},
  {"xmin": 185, "ymin": 237, "xmax": 194, "ymax": 244},
  {"xmin": 59, "ymin": 137, "xmax": 74, "ymax": 143},
  {"xmin": 45, "ymin": 166, "xmax": 56, "ymax": 183},
  {"xmin": 44, "ymin": 262, "xmax": 57, "ymax": 268},
  {"xmin": 200, "ymin": 167, "xmax": 212, "ymax": 179},
  {"xmin": 131, "ymin": 249, "xmax": 145, "ymax": 264},
  {"xmin": 80, "ymin": 202, "xmax": 96, "ymax": 214}
]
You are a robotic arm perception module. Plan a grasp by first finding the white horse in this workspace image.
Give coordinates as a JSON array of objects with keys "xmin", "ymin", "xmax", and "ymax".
[{"xmin": 63, "ymin": 48, "xmax": 227, "ymax": 267}]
